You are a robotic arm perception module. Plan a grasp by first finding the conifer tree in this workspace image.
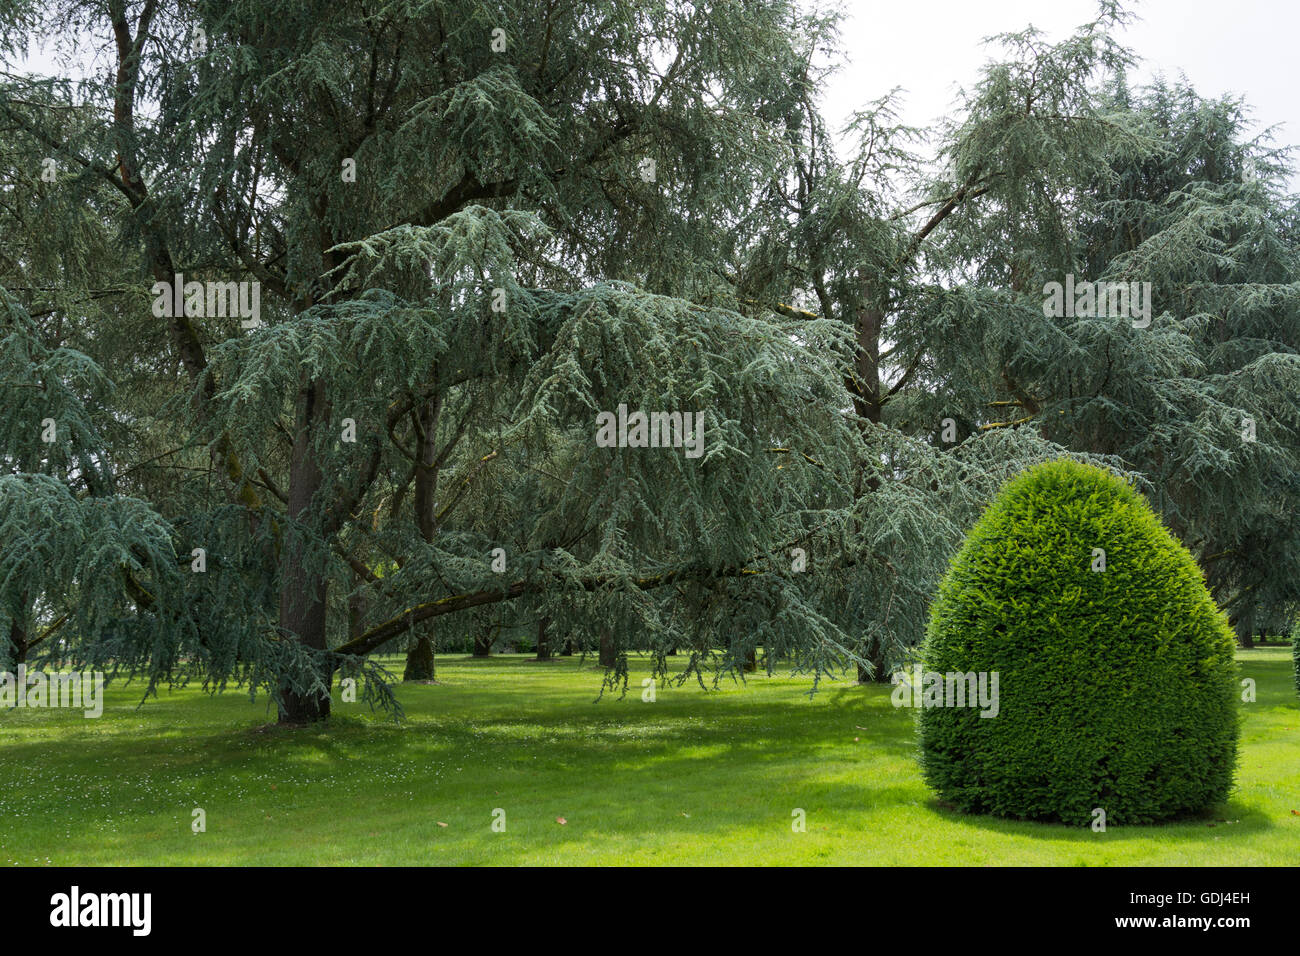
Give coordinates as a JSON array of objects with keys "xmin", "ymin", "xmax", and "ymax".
[{"xmin": 2, "ymin": 1, "xmax": 900, "ymax": 719}]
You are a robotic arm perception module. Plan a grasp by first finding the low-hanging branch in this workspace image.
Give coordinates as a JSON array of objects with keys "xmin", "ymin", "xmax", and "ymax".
[
  {"xmin": 336, "ymin": 513, "xmax": 858, "ymax": 660},
  {"xmin": 335, "ymin": 559, "xmax": 781, "ymax": 659}
]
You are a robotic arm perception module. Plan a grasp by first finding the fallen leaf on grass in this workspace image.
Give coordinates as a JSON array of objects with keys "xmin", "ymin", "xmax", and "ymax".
[{"xmin": 556, "ymin": 816, "xmax": 567, "ymax": 825}]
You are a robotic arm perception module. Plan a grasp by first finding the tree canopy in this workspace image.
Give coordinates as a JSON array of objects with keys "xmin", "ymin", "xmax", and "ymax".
[{"xmin": 2, "ymin": 0, "xmax": 1295, "ymax": 722}]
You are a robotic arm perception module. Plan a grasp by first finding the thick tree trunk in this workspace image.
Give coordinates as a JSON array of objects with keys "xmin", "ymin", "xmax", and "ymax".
[
  {"xmin": 858, "ymin": 642, "xmax": 892, "ymax": 684},
  {"xmin": 849, "ymin": 295, "xmax": 896, "ymax": 686},
  {"xmin": 403, "ymin": 634, "xmax": 436, "ymax": 681},
  {"xmin": 535, "ymin": 616, "xmax": 552, "ymax": 660},
  {"xmin": 277, "ymin": 380, "xmax": 332, "ymax": 725},
  {"xmin": 852, "ymin": 298, "xmax": 888, "ymax": 684},
  {"xmin": 599, "ymin": 629, "xmax": 616, "ymax": 668},
  {"xmin": 277, "ymin": 596, "xmax": 331, "ymax": 723},
  {"xmin": 472, "ymin": 630, "xmax": 494, "ymax": 657},
  {"xmin": 560, "ymin": 636, "xmax": 574, "ymax": 656},
  {"xmin": 347, "ymin": 586, "xmax": 367, "ymax": 642},
  {"xmin": 403, "ymin": 393, "xmax": 442, "ymax": 682}
]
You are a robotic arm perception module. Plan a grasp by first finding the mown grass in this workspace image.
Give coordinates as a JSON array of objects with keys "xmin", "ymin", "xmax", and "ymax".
[{"xmin": 1, "ymin": 647, "xmax": 1296, "ymax": 865}]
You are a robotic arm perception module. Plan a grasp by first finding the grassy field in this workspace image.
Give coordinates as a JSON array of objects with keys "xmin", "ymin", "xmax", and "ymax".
[{"xmin": 1, "ymin": 647, "xmax": 1296, "ymax": 865}]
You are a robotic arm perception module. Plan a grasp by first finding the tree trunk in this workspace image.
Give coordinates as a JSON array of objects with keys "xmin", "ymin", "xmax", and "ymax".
[
  {"xmin": 726, "ymin": 631, "xmax": 757, "ymax": 672},
  {"xmin": 599, "ymin": 629, "xmax": 616, "ymax": 668},
  {"xmin": 403, "ymin": 634, "xmax": 436, "ymax": 681},
  {"xmin": 535, "ymin": 616, "xmax": 551, "ymax": 660},
  {"xmin": 6, "ymin": 617, "xmax": 27, "ymax": 665},
  {"xmin": 277, "ymin": 379, "xmax": 332, "ymax": 725},
  {"xmin": 347, "ymin": 585, "xmax": 367, "ymax": 642},
  {"xmin": 858, "ymin": 642, "xmax": 892, "ymax": 684},
  {"xmin": 560, "ymin": 636, "xmax": 574, "ymax": 656},
  {"xmin": 852, "ymin": 296, "xmax": 893, "ymax": 684},
  {"xmin": 403, "ymin": 392, "xmax": 442, "ymax": 683},
  {"xmin": 473, "ymin": 630, "xmax": 494, "ymax": 657}
]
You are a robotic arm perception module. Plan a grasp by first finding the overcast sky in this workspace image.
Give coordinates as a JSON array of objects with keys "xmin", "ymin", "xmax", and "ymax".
[{"xmin": 820, "ymin": 0, "xmax": 1298, "ymax": 188}]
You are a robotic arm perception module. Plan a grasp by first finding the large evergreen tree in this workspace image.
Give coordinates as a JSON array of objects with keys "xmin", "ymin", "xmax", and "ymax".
[{"xmin": 2, "ymin": 1, "xmax": 900, "ymax": 720}]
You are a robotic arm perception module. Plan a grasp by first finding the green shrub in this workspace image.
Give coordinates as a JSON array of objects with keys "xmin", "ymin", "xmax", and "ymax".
[{"xmin": 918, "ymin": 459, "xmax": 1238, "ymax": 825}]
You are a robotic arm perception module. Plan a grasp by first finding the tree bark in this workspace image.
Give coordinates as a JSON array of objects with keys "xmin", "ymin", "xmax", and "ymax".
[
  {"xmin": 850, "ymin": 291, "xmax": 894, "ymax": 686},
  {"xmin": 599, "ymin": 629, "xmax": 616, "ymax": 668},
  {"xmin": 402, "ymin": 392, "xmax": 442, "ymax": 683},
  {"xmin": 6, "ymin": 618, "xmax": 27, "ymax": 665},
  {"xmin": 535, "ymin": 616, "xmax": 551, "ymax": 660},
  {"xmin": 347, "ymin": 585, "xmax": 367, "ymax": 642},
  {"xmin": 277, "ymin": 379, "xmax": 332, "ymax": 724},
  {"xmin": 472, "ymin": 629, "xmax": 494, "ymax": 657},
  {"xmin": 858, "ymin": 642, "xmax": 891, "ymax": 684},
  {"xmin": 403, "ymin": 634, "xmax": 436, "ymax": 681}
]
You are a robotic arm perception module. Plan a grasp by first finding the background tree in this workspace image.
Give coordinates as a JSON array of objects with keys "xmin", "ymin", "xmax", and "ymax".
[{"xmin": 916, "ymin": 72, "xmax": 1300, "ymax": 641}]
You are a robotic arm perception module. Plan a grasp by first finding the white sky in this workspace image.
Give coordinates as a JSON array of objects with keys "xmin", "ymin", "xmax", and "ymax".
[{"xmin": 820, "ymin": 0, "xmax": 1298, "ymax": 189}]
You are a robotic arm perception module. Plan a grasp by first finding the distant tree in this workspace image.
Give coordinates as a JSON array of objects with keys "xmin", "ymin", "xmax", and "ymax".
[
  {"xmin": 733, "ymin": 5, "xmax": 1152, "ymax": 681},
  {"xmin": 922, "ymin": 74, "xmax": 1300, "ymax": 642}
]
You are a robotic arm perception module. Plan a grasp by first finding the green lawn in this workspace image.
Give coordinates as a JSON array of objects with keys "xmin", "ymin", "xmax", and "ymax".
[{"xmin": 1, "ymin": 647, "xmax": 1296, "ymax": 865}]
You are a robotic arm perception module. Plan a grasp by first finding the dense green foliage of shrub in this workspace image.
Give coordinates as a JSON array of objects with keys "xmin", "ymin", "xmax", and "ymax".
[{"xmin": 919, "ymin": 460, "xmax": 1239, "ymax": 825}]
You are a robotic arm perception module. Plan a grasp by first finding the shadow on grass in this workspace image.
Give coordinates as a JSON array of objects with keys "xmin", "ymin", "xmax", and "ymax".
[
  {"xmin": 2, "ymin": 652, "xmax": 1290, "ymax": 863},
  {"xmin": 923, "ymin": 797, "xmax": 1274, "ymax": 847}
]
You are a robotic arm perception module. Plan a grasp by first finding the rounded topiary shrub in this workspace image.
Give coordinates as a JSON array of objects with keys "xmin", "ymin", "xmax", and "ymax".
[{"xmin": 918, "ymin": 459, "xmax": 1238, "ymax": 825}]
